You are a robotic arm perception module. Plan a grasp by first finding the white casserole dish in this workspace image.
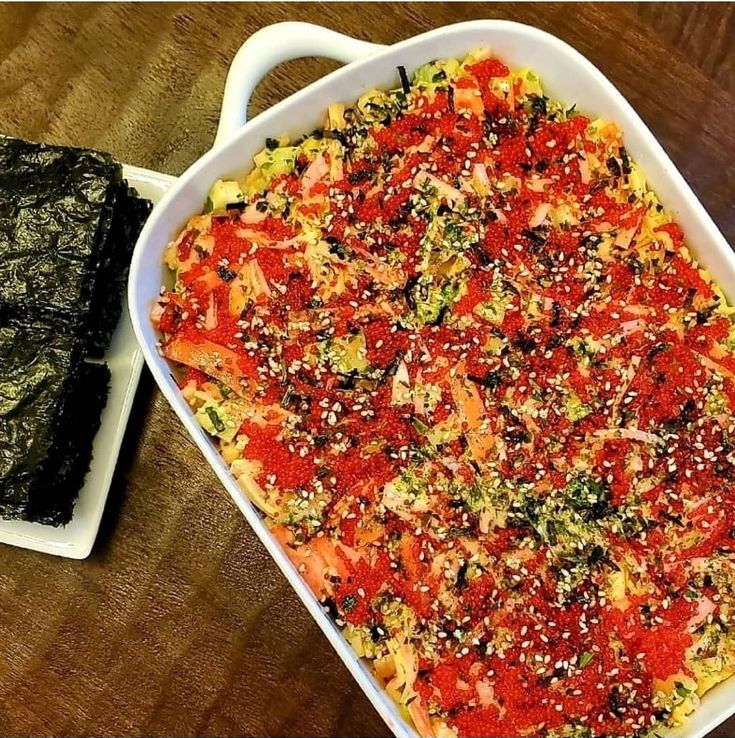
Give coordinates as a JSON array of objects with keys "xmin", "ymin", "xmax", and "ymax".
[{"xmin": 128, "ymin": 20, "xmax": 735, "ymax": 738}]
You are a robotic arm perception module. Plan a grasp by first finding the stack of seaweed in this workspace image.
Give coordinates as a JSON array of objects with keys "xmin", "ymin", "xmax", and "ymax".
[{"xmin": 0, "ymin": 136, "xmax": 151, "ymax": 525}]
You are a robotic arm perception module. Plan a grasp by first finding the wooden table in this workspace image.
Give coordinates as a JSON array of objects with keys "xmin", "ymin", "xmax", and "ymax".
[{"xmin": 0, "ymin": 3, "xmax": 733, "ymax": 736}]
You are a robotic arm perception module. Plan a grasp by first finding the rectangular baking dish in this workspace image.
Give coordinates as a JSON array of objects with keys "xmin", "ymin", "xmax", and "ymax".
[{"xmin": 128, "ymin": 20, "xmax": 735, "ymax": 738}]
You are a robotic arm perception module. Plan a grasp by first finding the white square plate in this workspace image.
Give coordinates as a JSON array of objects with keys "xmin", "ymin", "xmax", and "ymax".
[{"xmin": 0, "ymin": 164, "xmax": 176, "ymax": 559}]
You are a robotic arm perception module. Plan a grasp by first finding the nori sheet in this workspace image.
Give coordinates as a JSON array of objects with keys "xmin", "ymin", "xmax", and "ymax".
[
  {"xmin": 0, "ymin": 316, "xmax": 111, "ymax": 525},
  {"xmin": 27, "ymin": 360, "xmax": 111, "ymax": 525},
  {"xmin": 0, "ymin": 135, "xmax": 151, "ymax": 356},
  {"xmin": 0, "ymin": 135, "xmax": 146, "ymax": 525},
  {"xmin": 0, "ymin": 318, "xmax": 82, "ymax": 519},
  {"xmin": 85, "ymin": 181, "xmax": 152, "ymax": 356},
  {"xmin": 0, "ymin": 136, "xmax": 118, "ymax": 323}
]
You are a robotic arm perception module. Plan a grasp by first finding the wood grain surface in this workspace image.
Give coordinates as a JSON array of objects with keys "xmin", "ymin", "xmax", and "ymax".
[{"xmin": 0, "ymin": 3, "xmax": 733, "ymax": 737}]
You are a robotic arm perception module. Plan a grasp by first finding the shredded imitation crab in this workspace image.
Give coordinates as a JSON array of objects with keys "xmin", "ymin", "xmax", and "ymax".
[{"xmin": 155, "ymin": 50, "xmax": 735, "ymax": 738}]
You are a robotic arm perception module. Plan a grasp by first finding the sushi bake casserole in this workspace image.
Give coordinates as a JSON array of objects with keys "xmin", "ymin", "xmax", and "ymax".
[
  {"xmin": 151, "ymin": 46, "xmax": 735, "ymax": 738},
  {"xmin": 0, "ymin": 136, "xmax": 150, "ymax": 526}
]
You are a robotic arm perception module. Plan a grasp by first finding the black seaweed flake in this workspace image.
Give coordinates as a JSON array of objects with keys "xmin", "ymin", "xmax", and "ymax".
[
  {"xmin": 533, "ymin": 96, "xmax": 548, "ymax": 116},
  {"xmin": 403, "ymin": 275, "xmax": 420, "ymax": 311},
  {"xmin": 217, "ymin": 265, "xmax": 237, "ymax": 282},
  {"xmin": 522, "ymin": 227, "xmax": 548, "ymax": 253},
  {"xmin": 0, "ymin": 320, "xmax": 78, "ymax": 516},
  {"xmin": 620, "ymin": 146, "xmax": 632, "ymax": 175},
  {"xmin": 397, "ymin": 65, "xmax": 411, "ymax": 95},
  {"xmin": 467, "ymin": 371, "xmax": 502, "ymax": 390},
  {"xmin": 348, "ymin": 168, "xmax": 374, "ymax": 185},
  {"xmin": 550, "ymin": 301, "xmax": 562, "ymax": 327},
  {"xmin": 514, "ymin": 333, "xmax": 537, "ymax": 354}
]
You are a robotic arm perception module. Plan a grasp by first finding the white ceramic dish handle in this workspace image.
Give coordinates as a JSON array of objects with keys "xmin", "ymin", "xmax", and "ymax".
[{"xmin": 215, "ymin": 22, "xmax": 384, "ymax": 146}]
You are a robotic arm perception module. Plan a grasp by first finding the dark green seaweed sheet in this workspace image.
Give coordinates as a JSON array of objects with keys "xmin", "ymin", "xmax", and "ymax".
[
  {"xmin": 0, "ymin": 317, "xmax": 111, "ymax": 525},
  {"xmin": 0, "ymin": 135, "xmax": 151, "ymax": 356},
  {"xmin": 86, "ymin": 182, "xmax": 152, "ymax": 356},
  {"xmin": 0, "ymin": 319, "xmax": 82, "ymax": 519},
  {"xmin": 0, "ymin": 136, "xmax": 119, "ymax": 322},
  {"xmin": 0, "ymin": 135, "xmax": 148, "ymax": 525},
  {"xmin": 27, "ymin": 361, "xmax": 110, "ymax": 525}
]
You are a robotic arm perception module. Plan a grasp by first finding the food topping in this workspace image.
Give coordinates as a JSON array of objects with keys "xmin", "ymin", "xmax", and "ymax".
[{"xmin": 156, "ymin": 51, "xmax": 735, "ymax": 738}]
